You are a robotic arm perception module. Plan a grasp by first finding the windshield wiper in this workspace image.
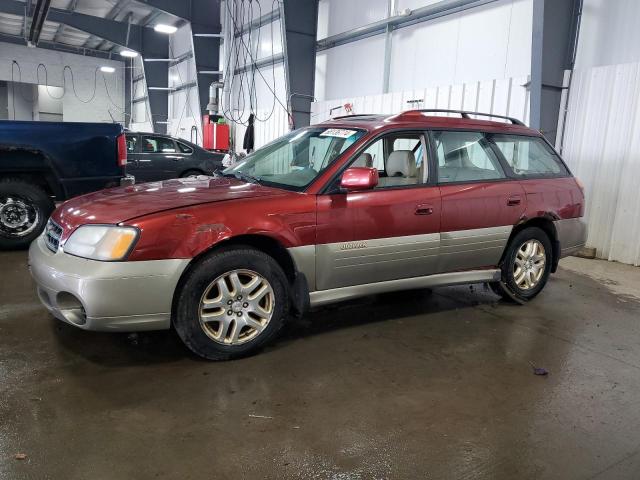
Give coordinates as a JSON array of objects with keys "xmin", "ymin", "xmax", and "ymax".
[{"xmin": 232, "ymin": 171, "xmax": 261, "ymax": 184}]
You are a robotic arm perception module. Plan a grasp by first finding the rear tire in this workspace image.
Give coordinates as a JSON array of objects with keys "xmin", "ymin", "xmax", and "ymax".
[
  {"xmin": 491, "ymin": 227, "xmax": 552, "ymax": 303},
  {"xmin": 173, "ymin": 247, "xmax": 289, "ymax": 360},
  {"xmin": 0, "ymin": 178, "xmax": 53, "ymax": 250}
]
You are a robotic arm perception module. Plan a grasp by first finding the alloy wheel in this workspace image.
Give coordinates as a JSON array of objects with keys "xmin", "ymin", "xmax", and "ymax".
[
  {"xmin": 199, "ymin": 269, "xmax": 275, "ymax": 345},
  {"xmin": 513, "ymin": 239, "xmax": 546, "ymax": 290}
]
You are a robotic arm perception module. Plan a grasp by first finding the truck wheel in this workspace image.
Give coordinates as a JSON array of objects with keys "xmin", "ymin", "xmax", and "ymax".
[
  {"xmin": 0, "ymin": 178, "xmax": 53, "ymax": 250},
  {"xmin": 490, "ymin": 227, "xmax": 552, "ymax": 303},
  {"xmin": 173, "ymin": 247, "xmax": 289, "ymax": 360},
  {"xmin": 180, "ymin": 169, "xmax": 204, "ymax": 178}
]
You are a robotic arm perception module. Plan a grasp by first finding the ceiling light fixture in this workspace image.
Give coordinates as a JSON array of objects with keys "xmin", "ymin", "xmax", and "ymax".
[
  {"xmin": 154, "ymin": 24, "xmax": 178, "ymax": 34},
  {"xmin": 119, "ymin": 49, "xmax": 139, "ymax": 58},
  {"xmin": 100, "ymin": 66, "xmax": 116, "ymax": 73}
]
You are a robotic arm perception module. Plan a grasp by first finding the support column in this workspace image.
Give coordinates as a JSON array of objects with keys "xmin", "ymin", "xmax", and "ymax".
[
  {"xmin": 281, "ymin": 0, "xmax": 318, "ymax": 129},
  {"xmin": 530, "ymin": 0, "xmax": 580, "ymax": 141},
  {"xmin": 141, "ymin": 29, "xmax": 169, "ymax": 134}
]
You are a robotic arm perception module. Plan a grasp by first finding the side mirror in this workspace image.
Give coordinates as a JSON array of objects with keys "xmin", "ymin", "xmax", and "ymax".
[{"xmin": 340, "ymin": 167, "xmax": 378, "ymax": 191}]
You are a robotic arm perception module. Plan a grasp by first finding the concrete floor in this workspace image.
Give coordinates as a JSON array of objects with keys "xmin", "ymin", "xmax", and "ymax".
[{"xmin": 1, "ymin": 251, "xmax": 640, "ymax": 480}]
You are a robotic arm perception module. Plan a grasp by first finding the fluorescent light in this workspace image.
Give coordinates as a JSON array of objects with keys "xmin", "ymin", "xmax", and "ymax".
[
  {"xmin": 100, "ymin": 66, "xmax": 115, "ymax": 73},
  {"xmin": 154, "ymin": 24, "xmax": 177, "ymax": 34},
  {"xmin": 120, "ymin": 49, "xmax": 139, "ymax": 58}
]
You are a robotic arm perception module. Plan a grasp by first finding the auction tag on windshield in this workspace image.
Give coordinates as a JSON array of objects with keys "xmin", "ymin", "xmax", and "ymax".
[{"xmin": 320, "ymin": 128, "xmax": 357, "ymax": 138}]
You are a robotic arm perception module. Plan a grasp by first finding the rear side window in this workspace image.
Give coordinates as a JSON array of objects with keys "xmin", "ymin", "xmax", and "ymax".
[
  {"xmin": 491, "ymin": 135, "xmax": 567, "ymax": 177},
  {"xmin": 177, "ymin": 142, "xmax": 193, "ymax": 154},
  {"xmin": 433, "ymin": 131, "xmax": 505, "ymax": 183}
]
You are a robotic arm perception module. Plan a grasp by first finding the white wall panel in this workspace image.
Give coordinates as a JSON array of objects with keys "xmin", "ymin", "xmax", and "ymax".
[
  {"xmin": 315, "ymin": 36, "xmax": 386, "ymax": 101},
  {"xmin": 311, "ymin": 75, "xmax": 530, "ymax": 125},
  {"xmin": 317, "ymin": 0, "xmax": 388, "ymax": 39},
  {"xmin": 389, "ymin": 0, "xmax": 532, "ymax": 92},
  {"xmin": 0, "ymin": 43, "xmax": 125, "ymax": 123},
  {"xmin": 559, "ymin": 62, "xmax": 640, "ymax": 266},
  {"xmin": 575, "ymin": 0, "xmax": 640, "ymax": 69}
]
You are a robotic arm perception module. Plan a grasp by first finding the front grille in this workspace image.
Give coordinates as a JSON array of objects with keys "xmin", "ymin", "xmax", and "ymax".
[{"xmin": 44, "ymin": 219, "xmax": 63, "ymax": 253}]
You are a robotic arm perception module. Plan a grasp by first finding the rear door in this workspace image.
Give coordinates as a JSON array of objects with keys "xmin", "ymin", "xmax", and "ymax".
[
  {"xmin": 316, "ymin": 130, "xmax": 441, "ymax": 290},
  {"xmin": 431, "ymin": 129, "xmax": 526, "ymax": 273},
  {"xmin": 137, "ymin": 135, "xmax": 182, "ymax": 181}
]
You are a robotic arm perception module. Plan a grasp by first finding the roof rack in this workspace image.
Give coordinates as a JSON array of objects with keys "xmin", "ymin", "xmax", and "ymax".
[
  {"xmin": 402, "ymin": 109, "xmax": 525, "ymax": 126},
  {"xmin": 331, "ymin": 114, "xmax": 383, "ymax": 120}
]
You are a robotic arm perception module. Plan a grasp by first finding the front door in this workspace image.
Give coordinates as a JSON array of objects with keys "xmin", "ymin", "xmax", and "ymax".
[
  {"xmin": 431, "ymin": 129, "xmax": 526, "ymax": 273},
  {"xmin": 315, "ymin": 131, "xmax": 441, "ymax": 290}
]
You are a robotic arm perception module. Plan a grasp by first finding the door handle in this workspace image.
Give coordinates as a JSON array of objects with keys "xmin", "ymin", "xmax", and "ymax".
[
  {"xmin": 507, "ymin": 195, "xmax": 521, "ymax": 206},
  {"xmin": 415, "ymin": 204, "xmax": 434, "ymax": 215}
]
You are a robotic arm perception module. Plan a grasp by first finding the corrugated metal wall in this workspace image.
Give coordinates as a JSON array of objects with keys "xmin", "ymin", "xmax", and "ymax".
[
  {"xmin": 559, "ymin": 62, "xmax": 640, "ymax": 266},
  {"xmin": 311, "ymin": 75, "xmax": 531, "ymax": 125}
]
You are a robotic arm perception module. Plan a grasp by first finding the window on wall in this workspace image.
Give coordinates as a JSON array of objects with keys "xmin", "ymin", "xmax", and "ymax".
[
  {"xmin": 491, "ymin": 135, "xmax": 568, "ymax": 177},
  {"xmin": 433, "ymin": 131, "xmax": 505, "ymax": 183}
]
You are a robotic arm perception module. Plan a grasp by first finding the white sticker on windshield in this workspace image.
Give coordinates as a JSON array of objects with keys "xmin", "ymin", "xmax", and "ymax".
[{"xmin": 320, "ymin": 128, "xmax": 357, "ymax": 139}]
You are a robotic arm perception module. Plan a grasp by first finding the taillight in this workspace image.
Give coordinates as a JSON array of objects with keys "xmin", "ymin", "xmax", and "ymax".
[
  {"xmin": 575, "ymin": 177, "xmax": 585, "ymax": 193},
  {"xmin": 117, "ymin": 133, "xmax": 127, "ymax": 167}
]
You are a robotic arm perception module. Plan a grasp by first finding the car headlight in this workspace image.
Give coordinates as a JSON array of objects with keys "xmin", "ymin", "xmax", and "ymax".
[{"xmin": 63, "ymin": 225, "xmax": 139, "ymax": 261}]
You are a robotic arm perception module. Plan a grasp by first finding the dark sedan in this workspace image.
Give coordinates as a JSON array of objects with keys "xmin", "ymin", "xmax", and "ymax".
[{"xmin": 125, "ymin": 132, "xmax": 224, "ymax": 182}]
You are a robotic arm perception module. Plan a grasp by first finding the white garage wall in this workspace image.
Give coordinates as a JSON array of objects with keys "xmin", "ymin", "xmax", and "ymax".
[
  {"xmin": 315, "ymin": 36, "xmax": 386, "ymax": 101},
  {"xmin": 314, "ymin": 0, "xmax": 533, "ymax": 102},
  {"xmin": 0, "ymin": 43, "xmax": 125, "ymax": 123},
  {"xmin": 575, "ymin": 0, "xmax": 640, "ymax": 69},
  {"xmin": 557, "ymin": 0, "xmax": 640, "ymax": 266},
  {"xmin": 560, "ymin": 62, "xmax": 640, "ymax": 266},
  {"xmin": 317, "ymin": 0, "xmax": 388, "ymax": 39},
  {"xmin": 311, "ymin": 74, "xmax": 530, "ymax": 125}
]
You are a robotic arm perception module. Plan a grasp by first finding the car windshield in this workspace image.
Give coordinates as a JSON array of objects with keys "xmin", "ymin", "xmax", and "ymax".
[{"xmin": 223, "ymin": 127, "xmax": 365, "ymax": 190}]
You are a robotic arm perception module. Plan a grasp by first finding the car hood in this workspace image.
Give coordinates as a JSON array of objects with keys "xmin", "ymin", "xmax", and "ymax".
[{"xmin": 53, "ymin": 176, "xmax": 287, "ymax": 229}]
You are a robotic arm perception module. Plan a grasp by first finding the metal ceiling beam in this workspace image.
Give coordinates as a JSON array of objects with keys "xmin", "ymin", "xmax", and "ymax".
[
  {"xmin": 317, "ymin": 0, "xmax": 501, "ymax": 51},
  {"xmin": 83, "ymin": 0, "xmax": 127, "ymax": 49},
  {"xmin": 28, "ymin": 0, "xmax": 52, "ymax": 45},
  {"xmin": 0, "ymin": 0, "xmax": 143, "ymax": 49},
  {"xmin": 53, "ymin": 0, "xmax": 78, "ymax": 44},
  {"xmin": 0, "ymin": 30, "xmax": 114, "ymax": 59},
  {"xmin": 131, "ymin": 0, "xmax": 191, "ymax": 21}
]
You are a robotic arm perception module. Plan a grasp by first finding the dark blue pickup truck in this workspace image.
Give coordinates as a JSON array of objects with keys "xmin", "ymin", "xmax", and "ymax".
[{"xmin": 0, "ymin": 120, "xmax": 131, "ymax": 249}]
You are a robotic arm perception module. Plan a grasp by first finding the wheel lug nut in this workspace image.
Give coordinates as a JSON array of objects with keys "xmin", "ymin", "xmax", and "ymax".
[
  {"xmin": 237, "ymin": 312, "xmax": 242, "ymax": 317},
  {"xmin": 243, "ymin": 302, "xmax": 248, "ymax": 308},
  {"xmin": 227, "ymin": 300, "xmax": 232, "ymax": 305},
  {"xmin": 237, "ymin": 295, "xmax": 242, "ymax": 300},
  {"xmin": 227, "ymin": 310, "xmax": 232, "ymax": 315}
]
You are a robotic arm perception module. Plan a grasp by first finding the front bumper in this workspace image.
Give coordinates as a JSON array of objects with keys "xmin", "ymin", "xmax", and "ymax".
[{"xmin": 28, "ymin": 236, "xmax": 189, "ymax": 332}]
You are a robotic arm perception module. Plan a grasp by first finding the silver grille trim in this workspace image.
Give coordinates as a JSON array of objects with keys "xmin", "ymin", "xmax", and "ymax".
[{"xmin": 44, "ymin": 219, "xmax": 63, "ymax": 253}]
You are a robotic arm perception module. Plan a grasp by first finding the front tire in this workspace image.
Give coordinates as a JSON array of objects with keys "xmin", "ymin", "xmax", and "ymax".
[
  {"xmin": 491, "ymin": 227, "xmax": 552, "ymax": 303},
  {"xmin": 173, "ymin": 247, "xmax": 290, "ymax": 360},
  {"xmin": 0, "ymin": 178, "xmax": 53, "ymax": 250}
]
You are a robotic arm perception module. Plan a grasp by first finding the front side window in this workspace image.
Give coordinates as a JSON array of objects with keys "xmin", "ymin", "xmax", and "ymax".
[
  {"xmin": 351, "ymin": 132, "xmax": 428, "ymax": 188},
  {"xmin": 224, "ymin": 127, "xmax": 365, "ymax": 190},
  {"xmin": 491, "ymin": 135, "xmax": 567, "ymax": 177},
  {"xmin": 142, "ymin": 136, "xmax": 177, "ymax": 153},
  {"xmin": 433, "ymin": 131, "xmax": 505, "ymax": 183}
]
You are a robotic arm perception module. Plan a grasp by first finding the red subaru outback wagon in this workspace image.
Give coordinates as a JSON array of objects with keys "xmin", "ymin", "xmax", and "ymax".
[{"xmin": 29, "ymin": 110, "xmax": 587, "ymax": 360}]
